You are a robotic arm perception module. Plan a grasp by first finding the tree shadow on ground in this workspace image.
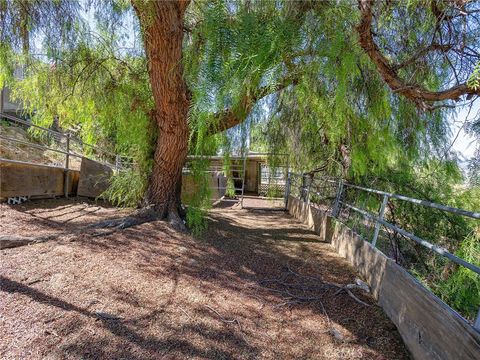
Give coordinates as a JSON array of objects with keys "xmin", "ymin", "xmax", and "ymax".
[
  {"xmin": 82, "ymin": 210, "xmax": 406, "ymax": 358},
  {"xmin": 0, "ymin": 276, "xmax": 258, "ymax": 359},
  {"xmin": 1, "ymin": 205, "xmax": 408, "ymax": 359},
  {"xmin": 0, "ymin": 198, "xmax": 128, "ymax": 233}
]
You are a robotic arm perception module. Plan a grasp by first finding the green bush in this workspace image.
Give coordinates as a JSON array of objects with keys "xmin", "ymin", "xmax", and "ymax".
[{"xmin": 102, "ymin": 169, "xmax": 147, "ymax": 207}]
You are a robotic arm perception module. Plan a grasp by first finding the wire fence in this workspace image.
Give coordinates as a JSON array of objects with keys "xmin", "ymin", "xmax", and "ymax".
[{"xmin": 287, "ymin": 172, "xmax": 480, "ymax": 330}]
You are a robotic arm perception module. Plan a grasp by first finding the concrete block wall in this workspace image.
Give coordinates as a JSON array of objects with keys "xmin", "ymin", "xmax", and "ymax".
[{"xmin": 287, "ymin": 195, "xmax": 480, "ymax": 360}]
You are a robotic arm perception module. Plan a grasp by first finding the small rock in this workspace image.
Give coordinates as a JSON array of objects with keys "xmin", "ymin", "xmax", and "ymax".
[
  {"xmin": 354, "ymin": 278, "xmax": 370, "ymax": 292},
  {"xmin": 330, "ymin": 327, "xmax": 344, "ymax": 341}
]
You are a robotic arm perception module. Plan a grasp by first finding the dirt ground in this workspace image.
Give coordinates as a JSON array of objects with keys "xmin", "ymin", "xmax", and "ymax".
[{"xmin": 0, "ymin": 198, "xmax": 409, "ymax": 359}]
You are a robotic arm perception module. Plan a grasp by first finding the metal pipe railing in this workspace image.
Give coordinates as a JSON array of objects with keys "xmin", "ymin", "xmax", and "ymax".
[
  {"xmin": 0, "ymin": 113, "xmax": 118, "ymax": 171},
  {"xmin": 292, "ymin": 173, "xmax": 480, "ymax": 220},
  {"xmin": 0, "ymin": 134, "xmax": 76, "ymax": 157},
  {"xmin": 340, "ymin": 201, "xmax": 480, "ymax": 276},
  {"xmin": 342, "ymin": 182, "xmax": 480, "ymax": 220},
  {"xmin": 0, "ymin": 112, "xmax": 66, "ymax": 137},
  {"xmin": 287, "ymin": 171, "xmax": 480, "ymax": 330},
  {"xmin": 1, "ymin": 112, "xmax": 120, "ymax": 160}
]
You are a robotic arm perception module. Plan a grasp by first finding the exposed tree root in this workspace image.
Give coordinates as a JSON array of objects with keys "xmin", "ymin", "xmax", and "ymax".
[
  {"xmin": 245, "ymin": 265, "xmax": 371, "ymax": 342},
  {"xmin": 203, "ymin": 304, "xmax": 249, "ymax": 345},
  {"xmin": 204, "ymin": 305, "xmax": 240, "ymax": 325},
  {"xmin": 253, "ymin": 265, "xmax": 371, "ymax": 309},
  {"xmin": 0, "ymin": 234, "xmax": 56, "ymax": 250},
  {"xmin": 88, "ymin": 205, "xmax": 160, "ymax": 233},
  {"xmin": 167, "ymin": 206, "xmax": 188, "ymax": 233}
]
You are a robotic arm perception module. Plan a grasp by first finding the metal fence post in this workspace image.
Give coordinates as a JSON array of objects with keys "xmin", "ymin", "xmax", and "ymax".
[
  {"xmin": 306, "ymin": 174, "xmax": 312, "ymax": 205},
  {"xmin": 284, "ymin": 172, "xmax": 291, "ymax": 210},
  {"xmin": 332, "ymin": 179, "xmax": 343, "ymax": 218},
  {"xmin": 371, "ymin": 194, "xmax": 388, "ymax": 247},
  {"xmin": 64, "ymin": 133, "xmax": 70, "ymax": 198},
  {"xmin": 475, "ymin": 308, "xmax": 480, "ymax": 331}
]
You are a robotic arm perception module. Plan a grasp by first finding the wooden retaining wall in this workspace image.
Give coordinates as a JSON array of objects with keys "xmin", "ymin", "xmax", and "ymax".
[
  {"xmin": 287, "ymin": 195, "xmax": 480, "ymax": 360},
  {"xmin": 0, "ymin": 158, "xmax": 111, "ymax": 200},
  {"xmin": 0, "ymin": 160, "xmax": 79, "ymax": 199},
  {"xmin": 77, "ymin": 158, "xmax": 113, "ymax": 198}
]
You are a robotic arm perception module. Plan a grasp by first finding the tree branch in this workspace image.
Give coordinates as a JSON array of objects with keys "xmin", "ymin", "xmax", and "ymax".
[
  {"xmin": 208, "ymin": 76, "xmax": 298, "ymax": 134},
  {"xmin": 393, "ymin": 43, "xmax": 453, "ymax": 70},
  {"xmin": 356, "ymin": 0, "xmax": 480, "ymax": 110}
]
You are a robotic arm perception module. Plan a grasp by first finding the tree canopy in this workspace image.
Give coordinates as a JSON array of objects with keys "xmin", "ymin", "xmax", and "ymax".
[{"xmin": 1, "ymin": 0, "xmax": 479, "ymax": 204}]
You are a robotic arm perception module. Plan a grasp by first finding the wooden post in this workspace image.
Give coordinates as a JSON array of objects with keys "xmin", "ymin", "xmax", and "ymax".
[
  {"xmin": 64, "ymin": 133, "xmax": 70, "ymax": 198},
  {"xmin": 240, "ymin": 151, "xmax": 247, "ymax": 208}
]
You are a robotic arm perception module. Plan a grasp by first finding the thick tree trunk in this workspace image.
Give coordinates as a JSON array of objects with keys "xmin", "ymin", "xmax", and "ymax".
[{"xmin": 133, "ymin": 1, "xmax": 190, "ymax": 222}]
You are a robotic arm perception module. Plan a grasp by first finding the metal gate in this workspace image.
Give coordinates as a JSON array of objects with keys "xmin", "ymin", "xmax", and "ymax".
[
  {"xmin": 183, "ymin": 153, "xmax": 247, "ymax": 207},
  {"xmin": 184, "ymin": 152, "xmax": 289, "ymax": 209}
]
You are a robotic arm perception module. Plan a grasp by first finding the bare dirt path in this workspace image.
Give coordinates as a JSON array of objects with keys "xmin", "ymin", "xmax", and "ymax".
[{"xmin": 0, "ymin": 199, "xmax": 409, "ymax": 359}]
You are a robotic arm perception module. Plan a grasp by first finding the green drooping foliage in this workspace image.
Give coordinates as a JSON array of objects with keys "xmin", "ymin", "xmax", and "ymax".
[
  {"xmin": 183, "ymin": 0, "xmax": 479, "ymax": 320},
  {"xmin": 438, "ymin": 230, "xmax": 480, "ymax": 318},
  {"xmin": 1, "ymin": 1, "xmax": 155, "ymax": 206},
  {"xmin": 468, "ymin": 62, "xmax": 480, "ymax": 91},
  {"xmin": 184, "ymin": 1, "xmax": 456, "ymax": 179},
  {"xmin": 467, "ymin": 64, "xmax": 480, "ymax": 185},
  {"xmin": 2, "ymin": 0, "xmax": 476, "ymax": 205},
  {"xmin": 0, "ymin": 0, "xmax": 81, "ymax": 54}
]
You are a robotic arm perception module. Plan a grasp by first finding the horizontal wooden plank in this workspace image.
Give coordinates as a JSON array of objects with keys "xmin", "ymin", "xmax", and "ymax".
[
  {"xmin": 77, "ymin": 157, "xmax": 113, "ymax": 198},
  {"xmin": 287, "ymin": 195, "xmax": 480, "ymax": 360},
  {"xmin": 380, "ymin": 260, "xmax": 480, "ymax": 360},
  {"xmin": 0, "ymin": 160, "xmax": 79, "ymax": 198}
]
